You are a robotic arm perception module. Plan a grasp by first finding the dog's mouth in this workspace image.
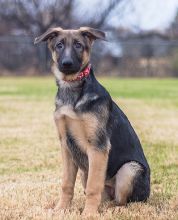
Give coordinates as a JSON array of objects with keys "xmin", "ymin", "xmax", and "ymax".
[
  {"xmin": 62, "ymin": 72, "xmax": 78, "ymax": 81},
  {"xmin": 59, "ymin": 67, "xmax": 80, "ymax": 75}
]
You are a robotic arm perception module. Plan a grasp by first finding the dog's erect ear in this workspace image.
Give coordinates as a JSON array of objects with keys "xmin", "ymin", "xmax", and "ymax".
[
  {"xmin": 79, "ymin": 27, "xmax": 107, "ymax": 42},
  {"xmin": 34, "ymin": 27, "xmax": 62, "ymax": 44}
]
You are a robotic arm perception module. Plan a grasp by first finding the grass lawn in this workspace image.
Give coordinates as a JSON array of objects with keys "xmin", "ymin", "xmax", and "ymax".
[{"xmin": 0, "ymin": 76, "xmax": 178, "ymax": 219}]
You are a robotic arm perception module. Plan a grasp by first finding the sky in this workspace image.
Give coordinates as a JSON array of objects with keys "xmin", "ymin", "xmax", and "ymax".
[{"xmin": 78, "ymin": 0, "xmax": 178, "ymax": 31}]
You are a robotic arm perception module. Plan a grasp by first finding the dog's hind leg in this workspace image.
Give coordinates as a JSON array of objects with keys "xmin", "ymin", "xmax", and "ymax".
[
  {"xmin": 102, "ymin": 177, "xmax": 115, "ymax": 202},
  {"xmin": 115, "ymin": 161, "xmax": 143, "ymax": 205}
]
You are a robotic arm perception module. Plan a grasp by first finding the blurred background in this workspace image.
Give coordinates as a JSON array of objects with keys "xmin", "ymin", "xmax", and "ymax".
[{"xmin": 1, "ymin": 0, "xmax": 178, "ymax": 77}]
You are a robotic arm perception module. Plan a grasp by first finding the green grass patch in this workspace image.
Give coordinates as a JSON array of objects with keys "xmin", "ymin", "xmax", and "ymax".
[{"xmin": 0, "ymin": 76, "xmax": 178, "ymax": 101}]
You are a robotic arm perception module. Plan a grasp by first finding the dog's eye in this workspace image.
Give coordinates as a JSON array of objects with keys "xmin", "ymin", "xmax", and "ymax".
[
  {"xmin": 56, "ymin": 42, "xmax": 64, "ymax": 49},
  {"xmin": 74, "ymin": 42, "xmax": 82, "ymax": 49}
]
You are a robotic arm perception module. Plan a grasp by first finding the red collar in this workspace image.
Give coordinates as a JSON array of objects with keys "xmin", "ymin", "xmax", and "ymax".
[{"xmin": 63, "ymin": 64, "xmax": 91, "ymax": 82}]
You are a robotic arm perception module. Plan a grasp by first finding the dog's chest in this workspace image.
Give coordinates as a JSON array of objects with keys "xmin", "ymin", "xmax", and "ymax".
[{"xmin": 54, "ymin": 103, "xmax": 98, "ymax": 170}]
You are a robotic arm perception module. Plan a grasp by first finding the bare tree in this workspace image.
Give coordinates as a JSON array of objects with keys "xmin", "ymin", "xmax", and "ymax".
[{"xmin": 0, "ymin": 0, "xmax": 128, "ymax": 35}]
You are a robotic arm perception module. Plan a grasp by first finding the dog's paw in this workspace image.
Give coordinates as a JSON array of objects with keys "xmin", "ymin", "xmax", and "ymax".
[{"xmin": 53, "ymin": 200, "xmax": 71, "ymax": 213}]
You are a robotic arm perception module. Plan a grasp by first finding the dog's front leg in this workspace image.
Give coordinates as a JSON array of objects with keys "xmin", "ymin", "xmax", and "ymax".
[
  {"xmin": 56, "ymin": 146, "xmax": 78, "ymax": 211},
  {"xmin": 82, "ymin": 148, "xmax": 108, "ymax": 216}
]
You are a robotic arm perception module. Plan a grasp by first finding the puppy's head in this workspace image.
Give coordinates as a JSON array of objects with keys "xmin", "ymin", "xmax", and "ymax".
[{"xmin": 34, "ymin": 27, "xmax": 106, "ymax": 80}]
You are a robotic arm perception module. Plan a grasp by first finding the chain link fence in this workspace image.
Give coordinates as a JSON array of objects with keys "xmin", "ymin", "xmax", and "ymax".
[
  {"xmin": 1, "ymin": 35, "xmax": 178, "ymax": 77},
  {"xmin": 0, "ymin": 36, "xmax": 50, "ymax": 75}
]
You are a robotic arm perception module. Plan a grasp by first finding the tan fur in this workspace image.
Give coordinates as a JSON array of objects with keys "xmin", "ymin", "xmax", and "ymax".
[
  {"xmin": 51, "ymin": 51, "xmax": 58, "ymax": 63},
  {"xmin": 54, "ymin": 112, "xmax": 78, "ymax": 210},
  {"xmin": 54, "ymin": 112, "xmax": 66, "ymax": 141},
  {"xmin": 55, "ymin": 105, "xmax": 100, "ymax": 153},
  {"xmin": 63, "ymin": 73, "xmax": 78, "ymax": 81},
  {"xmin": 115, "ymin": 161, "xmax": 142, "ymax": 205},
  {"xmin": 54, "ymin": 106, "xmax": 110, "ymax": 214},
  {"xmin": 83, "ymin": 148, "xmax": 109, "ymax": 215},
  {"xmin": 82, "ymin": 50, "xmax": 90, "ymax": 66},
  {"xmin": 80, "ymin": 170, "xmax": 115, "ymax": 202},
  {"xmin": 51, "ymin": 63, "xmax": 63, "ymax": 81},
  {"xmin": 80, "ymin": 170, "xmax": 88, "ymax": 190},
  {"xmin": 55, "ymin": 145, "xmax": 78, "ymax": 210}
]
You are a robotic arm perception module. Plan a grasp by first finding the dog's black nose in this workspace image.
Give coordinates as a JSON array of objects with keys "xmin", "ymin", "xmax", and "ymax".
[{"xmin": 62, "ymin": 58, "xmax": 73, "ymax": 68}]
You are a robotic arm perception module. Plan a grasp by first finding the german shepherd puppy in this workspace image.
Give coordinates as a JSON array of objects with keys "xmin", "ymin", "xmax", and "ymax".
[{"xmin": 34, "ymin": 27, "xmax": 150, "ymax": 216}]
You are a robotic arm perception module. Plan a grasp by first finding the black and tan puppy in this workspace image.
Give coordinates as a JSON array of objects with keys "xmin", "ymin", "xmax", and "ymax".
[{"xmin": 34, "ymin": 27, "xmax": 150, "ymax": 216}]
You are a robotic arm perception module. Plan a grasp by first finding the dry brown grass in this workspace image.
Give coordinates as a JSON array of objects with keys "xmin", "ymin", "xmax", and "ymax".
[{"xmin": 0, "ymin": 77, "xmax": 178, "ymax": 219}]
